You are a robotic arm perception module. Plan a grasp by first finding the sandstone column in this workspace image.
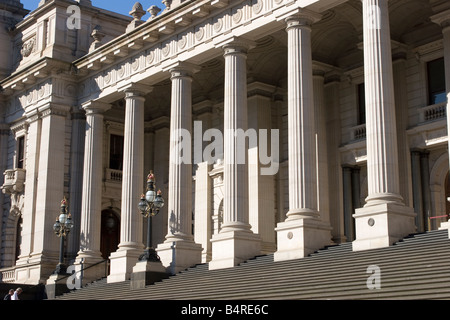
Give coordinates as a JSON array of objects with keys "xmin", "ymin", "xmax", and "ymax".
[
  {"xmin": 209, "ymin": 39, "xmax": 261, "ymax": 270},
  {"xmin": 156, "ymin": 64, "xmax": 202, "ymax": 274},
  {"xmin": 108, "ymin": 84, "xmax": 149, "ymax": 283},
  {"xmin": 274, "ymin": 12, "xmax": 332, "ymax": 262},
  {"xmin": 352, "ymin": 0, "xmax": 416, "ymax": 251},
  {"xmin": 75, "ymin": 101, "xmax": 111, "ymax": 283}
]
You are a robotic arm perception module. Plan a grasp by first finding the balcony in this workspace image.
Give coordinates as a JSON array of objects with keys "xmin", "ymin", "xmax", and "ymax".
[
  {"xmin": 105, "ymin": 168, "xmax": 123, "ymax": 183},
  {"xmin": 2, "ymin": 168, "xmax": 26, "ymax": 195},
  {"xmin": 419, "ymin": 102, "xmax": 446, "ymax": 123}
]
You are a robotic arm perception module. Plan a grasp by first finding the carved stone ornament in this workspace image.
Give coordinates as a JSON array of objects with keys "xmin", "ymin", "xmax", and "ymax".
[{"xmin": 21, "ymin": 37, "xmax": 35, "ymax": 58}]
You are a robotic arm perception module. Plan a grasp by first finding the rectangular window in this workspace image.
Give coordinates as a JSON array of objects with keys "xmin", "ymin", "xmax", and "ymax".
[
  {"xmin": 109, "ymin": 134, "xmax": 124, "ymax": 170},
  {"xmin": 358, "ymin": 83, "xmax": 366, "ymax": 125},
  {"xmin": 427, "ymin": 58, "xmax": 446, "ymax": 105},
  {"xmin": 17, "ymin": 136, "xmax": 25, "ymax": 169}
]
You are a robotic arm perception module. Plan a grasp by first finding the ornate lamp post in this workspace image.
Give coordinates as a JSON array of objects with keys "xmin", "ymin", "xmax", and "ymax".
[
  {"xmin": 52, "ymin": 198, "xmax": 74, "ymax": 275},
  {"xmin": 138, "ymin": 171, "xmax": 165, "ymax": 262}
]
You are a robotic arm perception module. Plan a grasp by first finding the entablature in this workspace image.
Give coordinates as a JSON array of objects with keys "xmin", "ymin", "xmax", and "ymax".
[{"xmin": 73, "ymin": 0, "xmax": 346, "ymax": 105}]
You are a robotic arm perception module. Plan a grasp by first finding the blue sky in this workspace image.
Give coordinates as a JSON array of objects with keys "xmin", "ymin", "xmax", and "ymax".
[{"xmin": 21, "ymin": 0, "xmax": 162, "ymax": 17}]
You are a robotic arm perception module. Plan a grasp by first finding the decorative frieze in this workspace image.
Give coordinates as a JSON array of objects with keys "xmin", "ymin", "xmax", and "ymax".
[{"xmin": 75, "ymin": 0, "xmax": 298, "ymax": 102}]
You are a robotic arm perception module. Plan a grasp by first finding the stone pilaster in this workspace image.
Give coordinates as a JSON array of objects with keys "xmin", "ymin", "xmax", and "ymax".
[
  {"xmin": 156, "ymin": 63, "xmax": 202, "ymax": 274},
  {"xmin": 209, "ymin": 39, "xmax": 261, "ymax": 270},
  {"xmin": 67, "ymin": 107, "xmax": 86, "ymax": 261},
  {"xmin": 150, "ymin": 118, "xmax": 170, "ymax": 247},
  {"xmin": 16, "ymin": 112, "xmax": 39, "ymax": 273},
  {"xmin": 352, "ymin": 0, "xmax": 416, "ymax": 251},
  {"xmin": 193, "ymin": 103, "xmax": 213, "ymax": 263},
  {"xmin": 28, "ymin": 104, "xmax": 71, "ymax": 282},
  {"xmin": 75, "ymin": 101, "xmax": 111, "ymax": 284},
  {"xmin": 274, "ymin": 12, "xmax": 332, "ymax": 262},
  {"xmin": 108, "ymin": 84, "xmax": 150, "ymax": 283},
  {"xmin": 247, "ymin": 82, "xmax": 276, "ymax": 254}
]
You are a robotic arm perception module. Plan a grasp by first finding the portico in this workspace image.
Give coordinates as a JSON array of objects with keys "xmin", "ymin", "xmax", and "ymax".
[{"xmin": 1, "ymin": 0, "xmax": 449, "ymax": 286}]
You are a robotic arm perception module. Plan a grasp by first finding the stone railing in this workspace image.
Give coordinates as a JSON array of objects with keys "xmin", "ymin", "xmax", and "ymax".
[
  {"xmin": 105, "ymin": 168, "xmax": 123, "ymax": 182},
  {"xmin": 2, "ymin": 168, "xmax": 26, "ymax": 194},
  {"xmin": 350, "ymin": 124, "xmax": 367, "ymax": 141},
  {"xmin": 419, "ymin": 102, "xmax": 446, "ymax": 123},
  {"xmin": 0, "ymin": 268, "xmax": 16, "ymax": 283}
]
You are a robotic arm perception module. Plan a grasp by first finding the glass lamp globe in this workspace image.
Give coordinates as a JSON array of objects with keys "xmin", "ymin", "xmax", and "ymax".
[
  {"xmin": 53, "ymin": 219, "xmax": 61, "ymax": 233},
  {"xmin": 138, "ymin": 196, "xmax": 148, "ymax": 214},
  {"xmin": 59, "ymin": 213, "xmax": 67, "ymax": 225},
  {"xmin": 145, "ymin": 189, "xmax": 156, "ymax": 203},
  {"xmin": 154, "ymin": 194, "xmax": 165, "ymax": 209},
  {"xmin": 65, "ymin": 215, "xmax": 74, "ymax": 229}
]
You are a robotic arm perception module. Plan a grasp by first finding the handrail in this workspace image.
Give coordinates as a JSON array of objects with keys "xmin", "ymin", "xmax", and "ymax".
[
  {"xmin": 427, "ymin": 214, "xmax": 449, "ymax": 231},
  {"xmin": 53, "ymin": 258, "xmax": 109, "ymax": 287}
]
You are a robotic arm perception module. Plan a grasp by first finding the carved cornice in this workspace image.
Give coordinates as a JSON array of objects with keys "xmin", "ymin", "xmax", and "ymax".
[
  {"xmin": 0, "ymin": 57, "xmax": 70, "ymax": 96},
  {"xmin": 10, "ymin": 121, "xmax": 28, "ymax": 135},
  {"xmin": 74, "ymin": 0, "xmax": 326, "ymax": 104},
  {"xmin": 38, "ymin": 103, "xmax": 71, "ymax": 118}
]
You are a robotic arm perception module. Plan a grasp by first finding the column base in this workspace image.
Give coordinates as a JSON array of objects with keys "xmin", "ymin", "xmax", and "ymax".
[
  {"xmin": 107, "ymin": 248, "xmax": 142, "ymax": 283},
  {"xmin": 130, "ymin": 260, "xmax": 169, "ymax": 290},
  {"xmin": 209, "ymin": 230, "xmax": 261, "ymax": 270},
  {"xmin": 156, "ymin": 240, "xmax": 203, "ymax": 275},
  {"xmin": 274, "ymin": 217, "xmax": 332, "ymax": 262},
  {"xmin": 352, "ymin": 202, "xmax": 416, "ymax": 251}
]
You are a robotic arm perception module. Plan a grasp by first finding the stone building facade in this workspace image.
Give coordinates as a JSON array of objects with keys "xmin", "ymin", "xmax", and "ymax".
[{"xmin": 0, "ymin": 0, "xmax": 450, "ymax": 286}]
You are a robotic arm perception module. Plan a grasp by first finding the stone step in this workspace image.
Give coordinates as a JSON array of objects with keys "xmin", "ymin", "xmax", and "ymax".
[{"xmin": 54, "ymin": 230, "xmax": 450, "ymax": 300}]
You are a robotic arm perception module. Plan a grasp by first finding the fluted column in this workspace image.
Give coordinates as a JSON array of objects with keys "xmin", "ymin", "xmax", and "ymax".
[
  {"xmin": 274, "ymin": 12, "xmax": 332, "ymax": 262},
  {"xmin": 222, "ymin": 41, "xmax": 251, "ymax": 231},
  {"xmin": 75, "ymin": 101, "xmax": 110, "ymax": 283},
  {"xmin": 209, "ymin": 39, "xmax": 261, "ymax": 270},
  {"xmin": 285, "ymin": 15, "xmax": 318, "ymax": 220},
  {"xmin": 156, "ymin": 64, "xmax": 202, "ymax": 275},
  {"xmin": 363, "ymin": 0, "xmax": 401, "ymax": 204},
  {"xmin": 108, "ymin": 84, "xmax": 149, "ymax": 283},
  {"xmin": 77, "ymin": 101, "xmax": 110, "ymax": 260},
  {"xmin": 167, "ymin": 66, "xmax": 195, "ymax": 241},
  {"xmin": 352, "ymin": 0, "xmax": 415, "ymax": 251}
]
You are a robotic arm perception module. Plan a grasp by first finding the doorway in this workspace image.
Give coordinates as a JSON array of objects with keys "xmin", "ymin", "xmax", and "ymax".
[{"xmin": 100, "ymin": 209, "xmax": 120, "ymax": 260}]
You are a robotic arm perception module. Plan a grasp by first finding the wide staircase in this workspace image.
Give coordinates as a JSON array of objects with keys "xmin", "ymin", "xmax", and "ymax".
[{"xmin": 53, "ymin": 229, "xmax": 450, "ymax": 300}]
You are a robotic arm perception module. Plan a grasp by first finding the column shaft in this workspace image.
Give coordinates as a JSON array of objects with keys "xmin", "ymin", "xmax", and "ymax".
[
  {"xmin": 209, "ymin": 39, "xmax": 261, "ymax": 270},
  {"xmin": 108, "ymin": 88, "xmax": 147, "ymax": 283},
  {"xmin": 352, "ymin": 0, "xmax": 416, "ymax": 251},
  {"xmin": 119, "ymin": 91, "xmax": 145, "ymax": 249},
  {"xmin": 167, "ymin": 67, "xmax": 194, "ymax": 241},
  {"xmin": 362, "ymin": 0, "xmax": 401, "ymax": 204},
  {"xmin": 77, "ymin": 102, "xmax": 110, "ymax": 262},
  {"xmin": 222, "ymin": 42, "xmax": 251, "ymax": 230},
  {"xmin": 156, "ymin": 65, "xmax": 202, "ymax": 275},
  {"xmin": 274, "ymin": 12, "xmax": 332, "ymax": 262},
  {"xmin": 286, "ymin": 16, "xmax": 318, "ymax": 219}
]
